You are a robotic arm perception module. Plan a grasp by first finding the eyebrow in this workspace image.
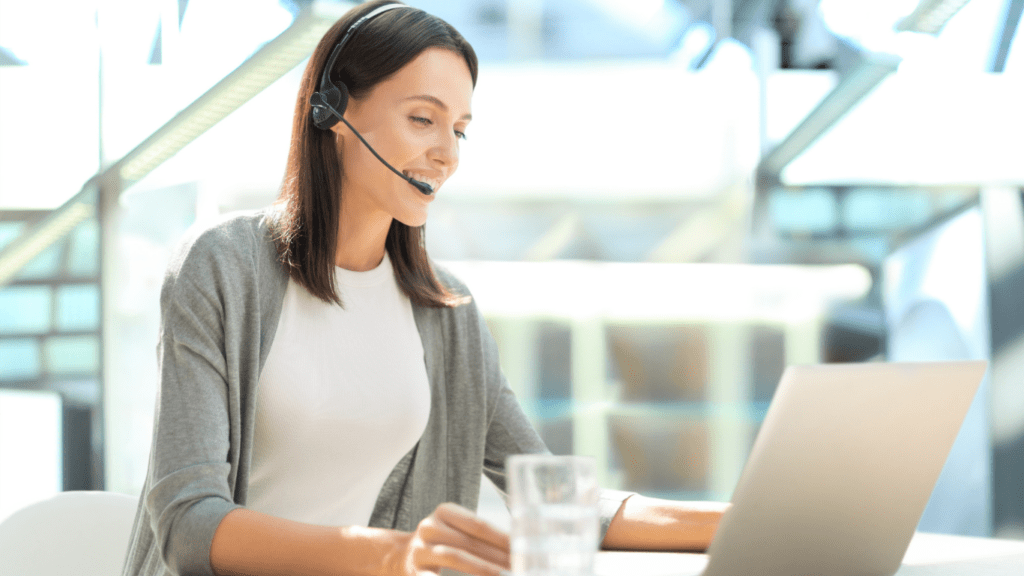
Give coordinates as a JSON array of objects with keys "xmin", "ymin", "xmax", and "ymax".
[{"xmin": 403, "ymin": 94, "xmax": 472, "ymax": 121}]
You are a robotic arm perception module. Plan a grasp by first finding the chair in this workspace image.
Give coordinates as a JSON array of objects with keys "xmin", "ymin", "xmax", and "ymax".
[{"xmin": 0, "ymin": 490, "xmax": 138, "ymax": 576}]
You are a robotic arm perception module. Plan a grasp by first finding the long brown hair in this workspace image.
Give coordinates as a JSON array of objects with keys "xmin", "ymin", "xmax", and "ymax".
[{"xmin": 272, "ymin": 0, "xmax": 478, "ymax": 307}]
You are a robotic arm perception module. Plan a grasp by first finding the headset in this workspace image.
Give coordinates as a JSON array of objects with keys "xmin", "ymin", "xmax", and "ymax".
[{"xmin": 309, "ymin": 3, "xmax": 434, "ymax": 195}]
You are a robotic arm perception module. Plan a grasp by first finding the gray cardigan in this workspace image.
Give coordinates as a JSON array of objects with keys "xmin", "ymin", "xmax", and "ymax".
[{"xmin": 121, "ymin": 210, "xmax": 632, "ymax": 576}]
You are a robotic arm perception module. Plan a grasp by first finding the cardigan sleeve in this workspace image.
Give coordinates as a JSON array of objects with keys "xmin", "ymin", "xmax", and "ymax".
[{"xmin": 142, "ymin": 223, "xmax": 251, "ymax": 575}]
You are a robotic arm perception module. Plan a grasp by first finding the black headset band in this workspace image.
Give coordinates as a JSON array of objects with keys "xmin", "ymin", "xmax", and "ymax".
[{"xmin": 319, "ymin": 3, "xmax": 409, "ymax": 91}]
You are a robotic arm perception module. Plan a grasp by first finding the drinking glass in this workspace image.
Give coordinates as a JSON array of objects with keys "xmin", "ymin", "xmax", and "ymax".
[{"xmin": 508, "ymin": 455, "xmax": 599, "ymax": 576}]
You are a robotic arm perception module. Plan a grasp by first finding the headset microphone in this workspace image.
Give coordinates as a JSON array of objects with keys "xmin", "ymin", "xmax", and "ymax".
[{"xmin": 309, "ymin": 3, "xmax": 434, "ymax": 196}]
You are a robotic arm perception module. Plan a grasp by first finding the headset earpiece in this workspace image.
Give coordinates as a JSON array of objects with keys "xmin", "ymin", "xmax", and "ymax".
[
  {"xmin": 311, "ymin": 80, "xmax": 349, "ymax": 130},
  {"xmin": 310, "ymin": 3, "xmax": 405, "ymax": 131}
]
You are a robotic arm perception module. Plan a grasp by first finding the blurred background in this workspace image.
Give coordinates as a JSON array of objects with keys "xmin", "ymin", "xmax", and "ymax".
[{"xmin": 0, "ymin": 0, "xmax": 1022, "ymax": 539}]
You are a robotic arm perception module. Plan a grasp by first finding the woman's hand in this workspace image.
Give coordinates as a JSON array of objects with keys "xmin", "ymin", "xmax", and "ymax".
[{"xmin": 388, "ymin": 502, "xmax": 511, "ymax": 576}]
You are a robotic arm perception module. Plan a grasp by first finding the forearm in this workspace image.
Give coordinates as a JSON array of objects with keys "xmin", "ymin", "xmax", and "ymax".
[
  {"xmin": 600, "ymin": 495, "xmax": 729, "ymax": 552},
  {"xmin": 210, "ymin": 508, "xmax": 409, "ymax": 576}
]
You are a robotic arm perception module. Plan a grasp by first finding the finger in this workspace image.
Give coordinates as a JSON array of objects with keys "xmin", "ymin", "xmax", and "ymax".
[
  {"xmin": 417, "ymin": 543, "xmax": 508, "ymax": 576},
  {"xmin": 419, "ymin": 516, "xmax": 510, "ymax": 569},
  {"xmin": 434, "ymin": 503, "xmax": 511, "ymax": 550}
]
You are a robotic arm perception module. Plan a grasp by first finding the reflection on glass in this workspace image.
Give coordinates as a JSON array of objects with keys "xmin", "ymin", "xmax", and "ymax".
[
  {"xmin": 0, "ymin": 286, "xmax": 51, "ymax": 334},
  {"xmin": 0, "ymin": 339, "xmax": 41, "ymax": 380},
  {"xmin": 44, "ymin": 335, "xmax": 99, "ymax": 375},
  {"xmin": 57, "ymin": 285, "xmax": 99, "ymax": 332}
]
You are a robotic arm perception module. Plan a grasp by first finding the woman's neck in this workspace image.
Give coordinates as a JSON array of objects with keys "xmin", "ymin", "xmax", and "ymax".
[{"xmin": 334, "ymin": 196, "xmax": 392, "ymax": 272}]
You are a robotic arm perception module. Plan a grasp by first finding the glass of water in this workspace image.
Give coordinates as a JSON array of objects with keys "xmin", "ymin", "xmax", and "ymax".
[{"xmin": 508, "ymin": 455, "xmax": 600, "ymax": 576}]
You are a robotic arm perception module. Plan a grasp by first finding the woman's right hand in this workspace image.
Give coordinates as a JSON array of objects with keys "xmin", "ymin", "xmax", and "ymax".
[{"xmin": 389, "ymin": 502, "xmax": 511, "ymax": 576}]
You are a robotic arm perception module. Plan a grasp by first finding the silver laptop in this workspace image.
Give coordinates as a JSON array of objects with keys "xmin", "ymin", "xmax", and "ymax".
[{"xmin": 690, "ymin": 360, "xmax": 987, "ymax": 576}]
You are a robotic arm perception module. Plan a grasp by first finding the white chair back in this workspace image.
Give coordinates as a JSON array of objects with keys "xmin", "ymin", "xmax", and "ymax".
[{"xmin": 0, "ymin": 490, "xmax": 138, "ymax": 576}]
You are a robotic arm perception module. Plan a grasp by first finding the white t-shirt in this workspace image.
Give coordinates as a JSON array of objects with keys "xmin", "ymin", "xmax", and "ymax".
[{"xmin": 247, "ymin": 252, "xmax": 431, "ymax": 527}]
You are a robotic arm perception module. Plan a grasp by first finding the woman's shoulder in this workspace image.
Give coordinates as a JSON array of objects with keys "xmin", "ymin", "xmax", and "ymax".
[
  {"xmin": 181, "ymin": 209, "xmax": 272, "ymax": 252},
  {"xmin": 165, "ymin": 208, "xmax": 279, "ymax": 283}
]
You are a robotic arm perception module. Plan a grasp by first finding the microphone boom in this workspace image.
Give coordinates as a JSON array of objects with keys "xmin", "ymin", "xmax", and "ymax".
[{"xmin": 311, "ymin": 95, "xmax": 434, "ymax": 195}]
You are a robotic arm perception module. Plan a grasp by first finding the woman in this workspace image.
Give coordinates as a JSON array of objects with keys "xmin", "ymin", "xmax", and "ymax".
[{"xmin": 121, "ymin": 2, "xmax": 727, "ymax": 575}]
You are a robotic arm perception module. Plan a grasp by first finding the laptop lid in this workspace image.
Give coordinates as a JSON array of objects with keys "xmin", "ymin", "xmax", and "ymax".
[{"xmin": 702, "ymin": 361, "xmax": 987, "ymax": 576}]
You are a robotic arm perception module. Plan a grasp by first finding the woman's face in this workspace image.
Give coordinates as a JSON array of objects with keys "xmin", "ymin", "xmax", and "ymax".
[{"xmin": 333, "ymin": 47, "xmax": 474, "ymax": 228}]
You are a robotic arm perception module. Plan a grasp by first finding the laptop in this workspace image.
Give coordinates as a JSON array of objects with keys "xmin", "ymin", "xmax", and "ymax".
[{"xmin": 689, "ymin": 360, "xmax": 987, "ymax": 576}]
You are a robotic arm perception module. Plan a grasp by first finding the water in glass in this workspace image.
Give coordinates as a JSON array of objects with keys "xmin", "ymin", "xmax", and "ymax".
[{"xmin": 511, "ymin": 502, "xmax": 599, "ymax": 576}]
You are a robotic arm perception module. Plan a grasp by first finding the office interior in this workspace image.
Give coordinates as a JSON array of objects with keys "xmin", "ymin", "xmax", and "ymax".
[{"xmin": 0, "ymin": 0, "xmax": 1022, "ymax": 541}]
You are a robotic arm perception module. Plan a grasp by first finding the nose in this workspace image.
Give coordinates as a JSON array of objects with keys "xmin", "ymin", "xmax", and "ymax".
[{"xmin": 428, "ymin": 130, "xmax": 459, "ymax": 169}]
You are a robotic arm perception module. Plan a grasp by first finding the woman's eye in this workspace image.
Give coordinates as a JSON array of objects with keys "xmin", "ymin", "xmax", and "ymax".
[{"xmin": 412, "ymin": 115, "xmax": 466, "ymax": 140}]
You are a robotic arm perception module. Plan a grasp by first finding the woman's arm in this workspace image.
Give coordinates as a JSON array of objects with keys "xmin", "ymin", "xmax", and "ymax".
[
  {"xmin": 601, "ymin": 495, "xmax": 730, "ymax": 552},
  {"xmin": 210, "ymin": 503, "xmax": 510, "ymax": 576},
  {"xmin": 211, "ymin": 508, "xmax": 377, "ymax": 576}
]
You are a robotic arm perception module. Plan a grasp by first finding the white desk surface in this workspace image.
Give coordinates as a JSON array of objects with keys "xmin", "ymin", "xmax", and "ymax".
[{"xmin": 595, "ymin": 532, "xmax": 1024, "ymax": 576}]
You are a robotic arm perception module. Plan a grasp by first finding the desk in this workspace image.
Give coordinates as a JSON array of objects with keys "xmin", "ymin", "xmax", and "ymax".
[{"xmin": 595, "ymin": 532, "xmax": 1024, "ymax": 576}]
